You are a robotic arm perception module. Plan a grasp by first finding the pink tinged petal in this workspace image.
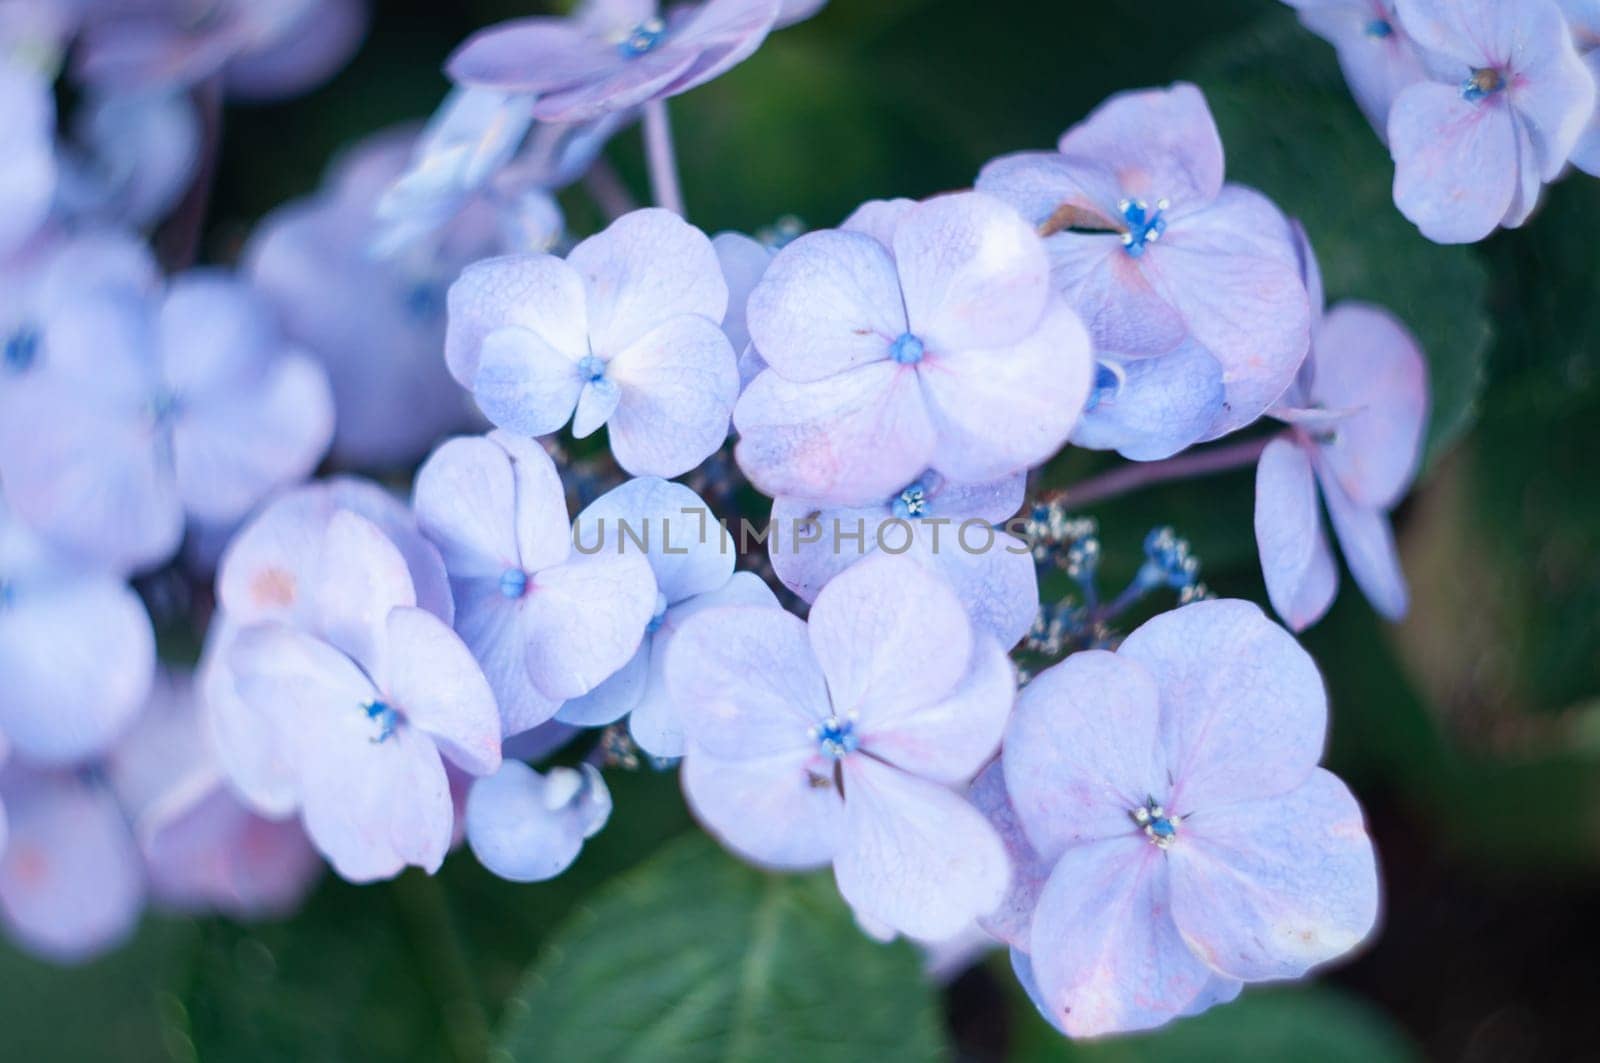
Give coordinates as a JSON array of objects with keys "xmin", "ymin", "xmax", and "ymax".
[
  {"xmin": 576, "ymin": 476, "xmax": 734, "ymax": 603},
  {"xmin": 0, "ymin": 775, "xmax": 144, "ymax": 963},
  {"xmin": 969, "ymin": 761, "xmax": 1052, "ymax": 950},
  {"xmin": 1118, "ymin": 599, "xmax": 1328, "ymax": 812},
  {"xmin": 1003, "ymin": 650, "xmax": 1166, "ymax": 856},
  {"xmin": 1047, "ymin": 233, "xmax": 1188, "ymax": 355},
  {"xmin": 893, "ymin": 191, "xmax": 1051, "ymax": 352},
  {"xmin": 1319, "ymin": 470, "xmax": 1409, "ymax": 620},
  {"xmin": 1169, "ymin": 768, "xmax": 1380, "ymax": 981},
  {"xmin": 834, "ymin": 756, "xmax": 1009, "ymax": 941},
  {"xmin": 384, "ymin": 607, "xmax": 502, "ymax": 776},
  {"xmin": 556, "ymin": 640, "xmax": 649, "ymax": 726},
  {"xmin": 472, "ymin": 325, "xmax": 585, "ymax": 437},
  {"xmin": 1026, "ymin": 836, "xmax": 1218, "ymax": 1038},
  {"xmin": 142, "ymin": 786, "xmax": 321, "ymax": 917},
  {"xmin": 838, "ymin": 197, "xmax": 917, "ymax": 247},
  {"xmin": 1056, "ymin": 83, "xmax": 1226, "ymax": 213},
  {"xmin": 733, "ymin": 362, "xmax": 937, "ymax": 506},
  {"xmin": 744, "ymin": 229, "xmax": 906, "ymax": 382},
  {"xmin": 1255, "ymin": 438, "xmax": 1340, "ymax": 632},
  {"xmin": 568, "ymin": 208, "xmax": 728, "ymax": 353},
  {"xmin": 521, "ymin": 550, "xmax": 657, "ymax": 700},
  {"xmin": 466, "ymin": 761, "xmax": 610, "ymax": 882},
  {"xmin": 170, "ymin": 349, "xmax": 334, "ymax": 524},
  {"xmin": 904, "ymin": 525, "xmax": 1040, "ymax": 649},
  {"xmin": 313, "ymin": 509, "xmax": 417, "ymax": 681},
  {"xmin": 0, "ymin": 578, "xmax": 154, "ymax": 764},
  {"xmin": 629, "ymin": 571, "xmax": 780, "ymax": 758},
  {"xmin": 807, "ymin": 552, "xmax": 973, "ymax": 724},
  {"xmin": 1073, "ymin": 340, "xmax": 1226, "ymax": 461},
  {"xmin": 1310, "ymin": 302, "xmax": 1429, "ymax": 508},
  {"xmin": 1389, "ymin": 82, "xmax": 1518, "ymax": 243},
  {"xmin": 446, "ymin": 18, "xmax": 620, "ymax": 92},
  {"xmin": 974, "ymin": 151, "xmax": 1119, "ymax": 229},
  {"xmin": 444, "ymin": 252, "xmax": 588, "ymax": 387},
  {"xmin": 665, "ymin": 604, "xmax": 831, "ymax": 758},
  {"xmin": 605, "ymin": 314, "xmax": 740, "ymax": 476},
  {"xmin": 919, "ymin": 299, "xmax": 1093, "ymax": 482},
  {"xmin": 682, "ymin": 742, "xmax": 842, "ymax": 870},
  {"xmin": 859, "ymin": 633, "xmax": 1014, "ymax": 785}
]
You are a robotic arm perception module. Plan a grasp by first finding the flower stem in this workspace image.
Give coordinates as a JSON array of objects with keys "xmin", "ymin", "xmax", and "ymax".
[
  {"xmin": 1047, "ymin": 435, "xmax": 1276, "ymax": 510},
  {"xmin": 642, "ymin": 98, "xmax": 686, "ymax": 216}
]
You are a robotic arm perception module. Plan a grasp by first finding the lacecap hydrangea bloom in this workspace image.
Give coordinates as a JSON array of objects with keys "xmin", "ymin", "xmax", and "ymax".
[{"xmin": 988, "ymin": 599, "xmax": 1380, "ymax": 1036}]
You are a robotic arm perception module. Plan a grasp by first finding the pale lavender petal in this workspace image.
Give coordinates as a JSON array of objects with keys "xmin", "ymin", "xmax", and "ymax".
[
  {"xmin": 968, "ymin": 760, "xmax": 1051, "ymax": 950},
  {"xmin": 1047, "ymin": 233, "xmax": 1188, "ymax": 355},
  {"xmin": 975, "ymin": 151, "xmax": 1116, "ymax": 229},
  {"xmin": 1169, "ymin": 768, "xmax": 1380, "ymax": 981},
  {"xmin": 574, "ymin": 476, "xmax": 733, "ymax": 602},
  {"xmin": 1255, "ymin": 438, "xmax": 1340, "ymax": 632},
  {"xmin": 568, "ymin": 208, "xmax": 728, "ymax": 354},
  {"xmin": 1388, "ymin": 81, "xmax": 1518, "ymax": 244},
  {"xmin": 520, "ymin": 550, "xmax": 657, "ymax": 699},
  {"xmin": 446, "ymin": 18, "xmax": 619, "ymax": 93},
  {"xmin": 313, "ymin": 509, "xmax": 417, "ymax": 681},
  {"xmin": 859, "ymin": 633, "xmax": 1013, "ymax": 784},
  {"xmin": 838, "ymin": 197, "xmax": 916, "ymax": 247},
  {"xmin": 412, "ymin": 435, "xmax": 523, "ymax": 580},
  {"xmin": 765, "ymin": 496, "xmax": 880, "ymax": 603},
  {"xmin": 606, "ymin": 314, "xmax": 739, "ymax": 476},
  {"xmin": 654, "ymin": 0, "xmax": 781, "ymax": 99},
  {"xmin": 1118, "ymin": 600, "xmax": 1328, "ymax": 813},
  {"xmin": 473, "ymin": 325, "xmax": 585, "ymax": 438},
  {"xmin": 444, "ymin": 252, "xmax": 588, "ymax": 387},
  {"xmin": 199, "ymin": 619, "xmax": 300, "ymax": 816},
  {"xmin": 903, "ymin": 524, "xmax": 1040, "ymax": 649},
  {"xmin": 466, "ymin": 761, "xmax": 611, "ymax": 881},
  {"xmin": 530, "ymin": 49, "xmax": 697, "ymax": 123},
  {"xmin": 555, "ymin": 640, "xmax": 649, "ymax": 726},
  {"xmin": 712, "ymin": 230, "xmax": 773, "ymax": 356},
  {"xmin": 1073, "ymin": 340, "xmax": 1227, "ymax": 461},
  {"xmin": 384, "ymin": 607, "xmax": 502, "ymax": 776},
  {"xmin": 156, "ymin": 272, "xmax": 276, "ymax": 397},
  {"xmin": 1319, "ymin": 470, "xmax": 1409, "ymax": 620},
  {"xmin": 0, "ymin": 62, "xmax": 55, "ymax": 258},
  {"xmin": 450, "ymin": 579, "xmax": 563, "ymax": 736},
  {"xmin": 682, "ymin": 742, "xmax": 841, "ymax": 870},
  {"xmin": 1057, "ymin": 83, "xmax": 1225, "ymax": 211},
  {"xmin": 224, "ymin": 0, "xmax": 366, "ymax": 101}
]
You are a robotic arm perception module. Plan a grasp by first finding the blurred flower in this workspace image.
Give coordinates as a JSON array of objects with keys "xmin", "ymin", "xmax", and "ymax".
[
  {"xmin": 1388, "ymin": 0, "xmax": 1595, "ymax": 242},
  {"xmin": 1281, "ymin": 0, "xmax": 1427, "ymax": 135},
  {"xmin": 996, "ymin": 599, "xmax": 1380, "ymax": 1036},
  {"xmin": 59, "ymin": 87, "xmax": 200, "ymax": 229},
  {"xmin": 667, "ymin": 552, "xmax": 1015, "ymax": 941},
  {"xmin": 737, "ymin": 191, "xmax": 1091, "ymax": 504},
  {"xmin": 1558, "ymin": 0, "xmax": 1600, "ymax": 175},
  {"xmin": 454, "ymin": 209, "xmax": 740, "ymax": 478},
  {"xmin": 411, "ymin": 433, "xmax": 658, "ymax": 736},
  {"xmin": 465, "ymin": 760, "xmax": 611, "ymax": 882},
  {"xmin": 0, "ymin": 57, "xmax": 57, "ymax": 259}
]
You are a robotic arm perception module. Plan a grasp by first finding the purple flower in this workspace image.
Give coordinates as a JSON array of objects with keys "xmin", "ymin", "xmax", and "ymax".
[
  {"xmin": 0, "ymin": 57, "xmax": 57, "ymax": 259},
  {"xmin": 0, "ymin": 270, "xmax": 335, "ymax": 571},
  {"xmin": 1255, "ymin": 231, "xmax": 1427, "ymax": 631},
  {"xmin": 226, "ymin": 509, "xmax": 503, "ymax": 881},
  {"xmin": 449, "ymin": 208, "xmax": 739, "ymax": 478},
  {"xmin": 1283, "ymin": 1, "xmax": 1427, "ymax": 135},
  {"xmin": 465, "ymin": 760, "xmax": 611, "ymax": 882},
  {"xmin": 0, "ymin": 491, "xmax": 154, "ymax": 766},
  {"xmin": 411, "ymin": 432, "xmax": 659, "ymax": 737},
  {"xmin": 1558, "ymin": 0, "xmax": 1600, "ymax": 175},
  {"xmin": 62, "ymin": 87, "xmax": 201, "ymax": 229},
  {"xmin": 447, "ymin": 0, "xmax": 781, "ymax": 123},
  {"xmin": 1388, "ymin": 0, "xmax": 1596, "ymax": 243},
  {"xmin": 767, "ymin": 470, "xmax": 1038, "ymax": 648},
  {"xmin": 977, "ymin": 83, "xmax": 1311, "ymax": 446},
  {"xmin": 203, "ymin": 476, "xmax": 453, "ymax": 816},
  {"xmin": 666, "ymin": 552, "xmax": 1015, "ymax": 940},
  {"xmin": 995, "ymin": 599, "xmax": 1380, "ymax": 1036},
  {"xmin": 736, "ymin": 191, "xmax": 1092, "ymax": 505},
  {"xmin": 247, "ymin": 127, "xmax": 492, "ymax": 470},
  {"xmin": 561, "ymin": 475, "xmax": 780, "ymax": 756}
]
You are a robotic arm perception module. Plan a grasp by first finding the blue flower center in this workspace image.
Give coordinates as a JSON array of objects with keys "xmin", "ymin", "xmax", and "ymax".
[
  {"xmin": 1365, "ymin": 18, "xmax": 1393, "ymax": 38},
  {"xmin": 403, "ymin": 282, "xmax": 443, "ymax": 320},
  {"xmin": 645, "ymin": 590, "xmax": 669, "ymax": 633},
  {"xmin": 1131, "ymin": 799, "xmax": 1181, "ymax": 848},
  {"xmin": 576, "ymin": 354, "xmax": 608, "ymax": 383},
  {"xmin": 498, "ymin": 567, "xmax": 529, "ymax": 599},
  {"xmin": 1119, "ymin": 198, "xmax": 1168, "ymax": 257},
  {"xmin": 3, "ymin": 326, "xmax": 39, "ymax": 372},
  {"xmin": 617, "ymin": 17, "xmax": 667, "ymax": 57},
  {"xmin": 1462, "ymin": 67, "xmax": 1506, "ymax": 102},
  {"xmin": 1135, "ymin": 525, "xmax": 1199, "ymax": 592},
  {"xmin": 147, "ymin": 390, "xmax": 183, "ymax": 427},
  {"xmin": 888, "ymin": 332, "xmax": 925, "ymax": 365},
  {"xmin": 1084, "ymin": 361, "xmax": 1123, "ymax": 412},
  {"xmin": 364, "ymin": 699, "xmax": 398, "ymax": 743},
  {"xmin": 892, "ymin": 481, "xmax": 929, "ymax": 519},
  {"xmin": 814, "ymin": 715, "xmax": 858, "ymax": 760},
  {"xmin": 0, "ymin": 578, "xmax": 14, "ymax": 609}
]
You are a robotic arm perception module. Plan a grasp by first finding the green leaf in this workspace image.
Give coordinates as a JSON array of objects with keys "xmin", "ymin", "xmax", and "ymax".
[
  {"xmin": 1190, "ymin": 12, "xmax": 1492, "ymax": 465},
  {"xmin": 495, "ymin": 833, "xmax": 948, "ymax": 1062}
]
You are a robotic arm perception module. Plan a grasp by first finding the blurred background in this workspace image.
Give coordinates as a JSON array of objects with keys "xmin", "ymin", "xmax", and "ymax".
[{"xmin": 6, "ymin": 1, "xmax": 1598, "ymax": 1060}]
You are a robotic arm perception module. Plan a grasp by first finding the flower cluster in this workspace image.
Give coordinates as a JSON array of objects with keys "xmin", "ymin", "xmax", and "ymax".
[
  {"xmin": 1284, "ymin": 0, "xmax": 1599, "ymax": 242},
  {"xmin": 0, "ymin": 0, "xmax": 1438, "ymax": 1042}
]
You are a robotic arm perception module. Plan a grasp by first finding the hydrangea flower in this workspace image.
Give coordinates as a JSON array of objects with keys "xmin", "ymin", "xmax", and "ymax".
[
  {"xmin": 976, "ymin": 83, "xmax": 1310, "ymax": 445},
  {"xmin": 1281, "ymin": 1, "xmax": 1426, "ymax": 135},
  {"xmin": 226, "ymin": 509, "xmax": 503, "ymax": 881},
  {"xmin": 561, "ymin": 475, "xmax": 779, "ymax": 756},
  {"xmin": 666, "ymin": 552, "xmax": 1016, "ymax": 940},
  {"xmin": 63, "ymin": 87, "xmax": 201, "ymax": 229},
  {"xmin": 448, "ymin": 208, "xmax": 739, "ymax": 477},
  {"xmin": 1388, "ymin": 0, "xmax": 1596, "ymax": 243},
  {"xmin": 411, "ymin": 432, "xmax": 659, "ymax": 737},
  {"xmin": 711, "ymin": 230, "xmax": 776, "ymax": 386},
  {"xmin": 1256, "ymin": 231, "xmax": 1427, "ymax": 630},
  {"xmin": 203, "ymin": 476, "xmax": 453, "ymax": 817},
  {"xmin": 995, "ymin": 599, "xmax": 1380, "ymax": 1037},
  {"xmin": 1558, "ymin": 0, "xmax": 1600, "ymax": 175},
  {"xmin": 0, "ymin": 56, "xmax": 56, "ymax": 259},
  {"xmin": 0, "ymin": 491, "xmax": 154, "ymax": 766},
  {"xmin": 447, "ymin": 0, "xmax": 783, "ymax": 123},
  {"xmin": 0, "ymin": 270, "xmax": 335, "ymax": 571},
  {"xmin": 736, "ymin": 191, "xmax": 1092, "ymax": 505},
  {"xmin": 465, "ymin": 760, "xmax": 612, "ymax": 882},
  {"xmin": 767, "ymin": 470, "xmax": 1038, "ymax": 647},
  {"xmin": 247, "ymin": 127, "xmax": 492, "ymax": 469}
]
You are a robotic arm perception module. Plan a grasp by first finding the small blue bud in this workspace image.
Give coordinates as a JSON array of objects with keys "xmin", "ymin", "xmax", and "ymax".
[
  {"xmin": 499, "ymin": 568, "xmax": 529, "ymax": 599},
  {"xmin": 617, "ymin": 17, "xmax": 667, "ymax": 57},
  {"xmin": 888, "ymin": 332, "xmax": 925, "ymax": 365}
]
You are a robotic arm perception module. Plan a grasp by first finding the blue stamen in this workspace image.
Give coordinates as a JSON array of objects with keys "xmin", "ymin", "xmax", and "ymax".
[
  {"xmin": 815, "ymin": 716, "xmax": 858, "ymax": 759},
  {"xmin": 892, "ymin": 481, "xmax": 929, "ymax": 519},
  {"xmin": 364, "ymin": 700, "xmax": 398, "ymax": 743},
  {"xmin": 1119, "ymin": 198, "xmax": 1168, "ymax": 257},
  {"xmin": 1462, "ymin": 67, "xmax": 1506, "ymax": 102},
  {"xmin": 1135, "ymin": 526, "xmax": 1199, "ymax": 592},
  {"xmin": 645, "ymin": 591, "xmax": 669, "ymax": 633},
  {"xmin": 1131, "ymin": 798, "xmax": 1181, "ymax": 848},
  {"xmin": 148, "ymin": 390, "xmax": 182, "ymax": 427},
  {"xmin": 1365, "ymin": 18, "xmax": 1393, "ymax": 38},
  {"xmin": 617, "ymin": 17, "xmax": 667, "ymax": 57},
  {"xmin": 576, "ymin": 354, "xmax": 608, "ymax": 383},
  {"xmin": 3, "ymin": 327, "xmax": 39, "ymax": 372},
  {"xmin": 1085, "ymin": 361, "xmax": 1123, "ymax": 412},
  {"xmin": 499, "ymin": 567, "xmax": 529, "ymax": 599},
  {"xmin": 888, "ymin": 332, "xmax": 925, "ymax": 365}
]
